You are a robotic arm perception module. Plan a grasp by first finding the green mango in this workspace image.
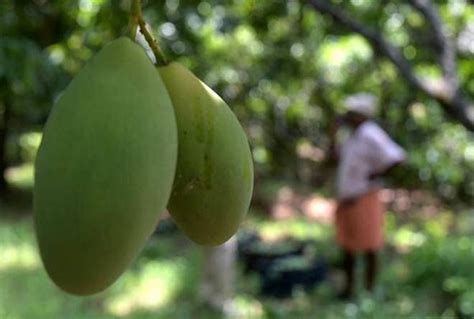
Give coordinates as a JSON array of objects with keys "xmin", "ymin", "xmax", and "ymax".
[
  {"xmin": 158, "ymin": 62, "xmax": 254, "ymax": 246},
  {"xmin": 34, "ymin": 37, "xmax": 177, "ymax": 295}
]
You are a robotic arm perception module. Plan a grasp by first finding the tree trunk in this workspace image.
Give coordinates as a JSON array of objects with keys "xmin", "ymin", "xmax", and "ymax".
[
  {"xmin": 199, "ymin": 236, "xmax": 237, "ymax": 312},
  {"xmin": 0, "ymin": 97, "xmax": 10, "ymax": 192}
]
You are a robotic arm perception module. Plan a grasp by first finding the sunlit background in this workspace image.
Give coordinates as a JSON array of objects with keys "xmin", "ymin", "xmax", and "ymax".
[{"xmin": 1, "ymin": 0, "xmax": 473, "ymax": 318}]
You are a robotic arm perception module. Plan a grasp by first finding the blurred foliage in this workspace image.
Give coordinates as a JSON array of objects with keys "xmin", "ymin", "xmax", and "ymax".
[
  {"xmin": 1, "ymin": 2, "xmax": 473, "ymax": 317},
  {"xmin": 1, "ymin": 0, "xmax": 473, "ymax": 202}
]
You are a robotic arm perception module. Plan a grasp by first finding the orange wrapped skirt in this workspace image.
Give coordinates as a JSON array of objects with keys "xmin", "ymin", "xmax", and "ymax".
[{"xmin": 335, "ymin": 189, "xmax": 384, "ymax": 253}]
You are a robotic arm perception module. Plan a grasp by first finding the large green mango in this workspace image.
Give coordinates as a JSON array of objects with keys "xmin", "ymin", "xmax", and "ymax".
[
  {"xmin": 34, "ymin": 37, "xmax": 177, "ymax": 295},
  {"xmin": 158, "ymin": 62, "xmax": 254, "ymax": 246}
]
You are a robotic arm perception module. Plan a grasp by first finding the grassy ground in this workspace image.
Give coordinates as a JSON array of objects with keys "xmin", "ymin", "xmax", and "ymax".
[
  {"xmin": 1, "ymin": 165, "xmax": 474, "ymax": 319},
  {"xmin": 1, "ymin": 194, "xmax": 474, "ymax": 319}
]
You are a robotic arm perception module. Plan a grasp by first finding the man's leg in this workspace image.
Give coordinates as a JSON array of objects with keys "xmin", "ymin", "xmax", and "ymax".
[
  {"xmin": 339, "ymin": 249, "xmax": 355, "ymax": 299},
  {"xmin": 365, "ymin": 250, "xmax": 377, "ymax": 292}
]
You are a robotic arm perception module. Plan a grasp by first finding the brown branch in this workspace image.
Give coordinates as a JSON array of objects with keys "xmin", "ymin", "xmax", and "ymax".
[
  {"xmin": 405, "ymin": 0, "xmax": 474, "ymax": 131},
  {"xmin": 307, "ymin": 0, "xmax": 425, "ymax": 90},
  {"xmin": 307, "ymin": 0, "xmax": 474, "ymax": 131},
  {"xmin": 405, "ymin": 0, "xmax": 474, "ymax": 132},
  {"xmin": 407, "ymin": 0, "xmax": 458, "ymax": 93},
  {"xmin": 137, "ymin": 18, "xmax": 168, "ymax": 66}
]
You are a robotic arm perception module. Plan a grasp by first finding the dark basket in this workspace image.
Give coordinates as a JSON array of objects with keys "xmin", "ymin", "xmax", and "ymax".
[
  {"xmin": 238, "ymin": 235, "xmax": 306, "ymax": 274},
  {"xmin": 238, "ymin": 234, "xmax": 328, "ymax": 298},
  {"xmin": 261, "ymin": 257, "xmax": 327, "ymax": 298}
]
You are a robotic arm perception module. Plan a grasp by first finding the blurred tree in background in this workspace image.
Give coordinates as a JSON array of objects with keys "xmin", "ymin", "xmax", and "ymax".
[
  {"xmin": 1, "ymin": 1, "xmax": 474, "ymax": 318},
  {"xmin": 0, "ymin": 0, "xmax": 473, "ymax": 203}
]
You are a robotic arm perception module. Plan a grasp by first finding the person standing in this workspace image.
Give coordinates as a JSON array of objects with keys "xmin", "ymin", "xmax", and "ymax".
[{"xmin": 329, "ymin": 93, "xmax": 406, "ymax": 299}]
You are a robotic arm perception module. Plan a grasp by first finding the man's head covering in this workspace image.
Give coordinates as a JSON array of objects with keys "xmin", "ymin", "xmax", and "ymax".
[{"xmin": 344, "ymin": 93, "xmax": 377, "ymax": 117}]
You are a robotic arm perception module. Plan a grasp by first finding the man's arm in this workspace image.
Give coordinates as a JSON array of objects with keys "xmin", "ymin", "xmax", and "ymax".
[
  {"xmin": 363, "ymin": 123, "xmax": 406, "ymax": 180},
  {"xmin": 368, "ymin": 160, "xmax": 403, "ymax": 180}
]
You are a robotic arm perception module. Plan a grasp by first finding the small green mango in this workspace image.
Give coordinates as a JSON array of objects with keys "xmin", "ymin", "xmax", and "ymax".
[
  {"xmin": 158, "ymin": 62, "xmax": 254, "ymax": 246},
  {"xmin": 34, "ymin": 37, "xmax": 177, "ymax": 295}
]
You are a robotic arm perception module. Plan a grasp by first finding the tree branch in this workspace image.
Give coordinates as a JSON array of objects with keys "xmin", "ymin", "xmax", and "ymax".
[
  {"xmin": 308, "ymin": 0, "xmax": 424, "ymax": 91},
  {"xmin": 307, "ymin": 0, "xmax": 474, "ymax": 131},
  {"xmin": 407, "ymin": 0, "xmax": 458, "ymax": 94},
  {"xmin": 405, "ymin": 0, "xmax": 474, "ymax": 131}
]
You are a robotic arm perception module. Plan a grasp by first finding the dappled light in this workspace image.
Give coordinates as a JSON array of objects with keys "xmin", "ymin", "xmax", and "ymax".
[
  {"xmin": 5, "ymin": 164, "xmax": 34, "ymax": 190},
  {"xmin": 105, "ymin": 260, "xmax": 188, "ymax": 316},
  {"xmin": 0, "ymin": 223, "xmax": 39, "ymax": 271}
]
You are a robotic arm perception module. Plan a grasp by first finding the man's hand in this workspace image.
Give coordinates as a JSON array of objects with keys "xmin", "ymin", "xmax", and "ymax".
[
  {"xmin": 368, "ymin": 172, "xmax": 381, "ymax": 181},
  {"xmin": 340, "ymin": 197, "xmax": 357, "ymax": 207},
  {"xmin": 369, "ymin": 160, "xmax": 404, "ymax": 180}
]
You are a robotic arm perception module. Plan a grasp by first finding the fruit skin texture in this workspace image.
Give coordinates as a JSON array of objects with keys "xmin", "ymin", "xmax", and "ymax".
[
  {"xmin": 158, "ymin": 62, "xmax": 254, "ymax": 246},
  {"xmin": 34, "ymin": 37, "xmax": 177, "ymax": 295}
]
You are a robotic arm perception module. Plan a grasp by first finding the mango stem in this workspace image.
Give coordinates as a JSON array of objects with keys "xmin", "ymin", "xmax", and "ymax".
[
  {"xmin": 137, "ymin": 17, "xmax": 168, "ymax": 66},
  {"xmin": 127, "ymin": 0, "xmax": 141, "ymax": 39},
  {"xmin": 127, "ymin": 0, "xmax": 168, "ymax": 66}
]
